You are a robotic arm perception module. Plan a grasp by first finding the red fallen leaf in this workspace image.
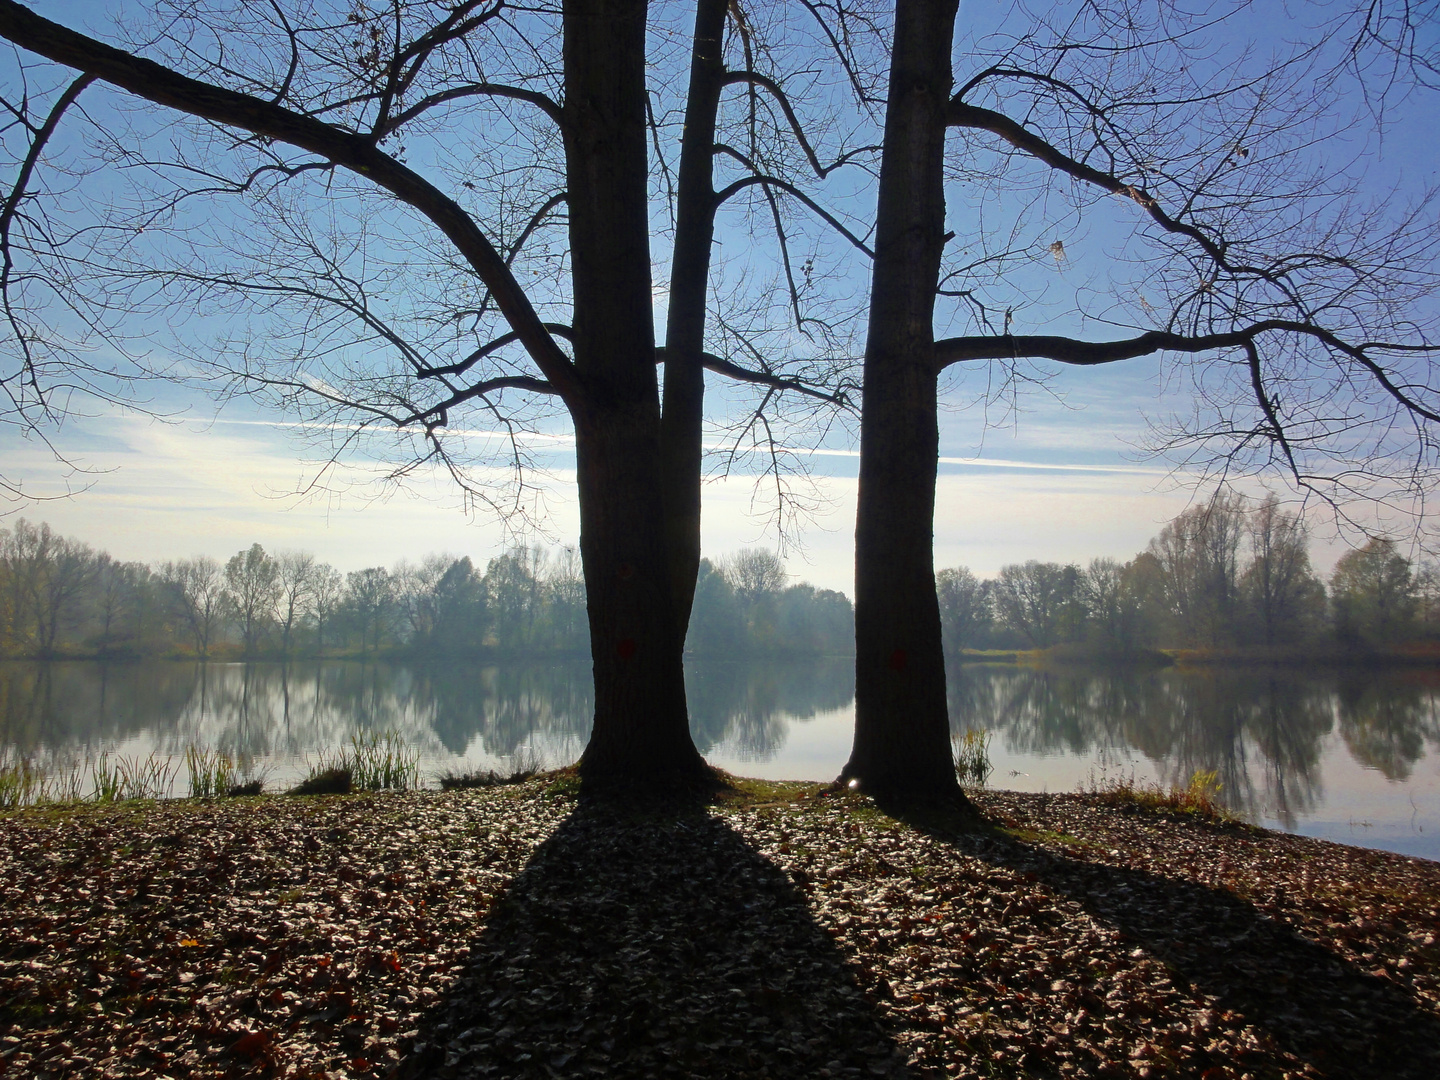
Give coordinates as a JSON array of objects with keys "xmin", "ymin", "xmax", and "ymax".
[
  {"xmin": 228, "ymin": 1030, "xmax": 273, "ymax": 1059},
  {"xmin": 350, "ymin": 1058, "xmax": 371, "ymax": 1071},
  {"xmin": 382, "ymin": 949, "xmax": 402, "ymax": 972}
]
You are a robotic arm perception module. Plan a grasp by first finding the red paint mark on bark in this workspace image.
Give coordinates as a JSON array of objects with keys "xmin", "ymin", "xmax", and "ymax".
[
  {"xmin": 888, "ymin": 648, "xmax": 907, "ymax": 671},
  {"xmin": 617, "ymin": 637, "xmax": 637, "ymax": 660}
]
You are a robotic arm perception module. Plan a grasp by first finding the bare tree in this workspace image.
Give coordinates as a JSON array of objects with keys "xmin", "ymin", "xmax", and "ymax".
[
  {"xmin": 273, "ymin": 550, "xmax": 317, "ymax": 656},
  {"xmin": 846, "ymin": 0, "xmax": 1439, "ymax": 800},
  {"xmin": 935, "ymin": 565, "xmax": 991, "ymax": 653},
  {"xmin": 225, "ymin": 542, "xmax": 280, "ymax": 656},
  {"xmin": 163, "ymin": 556, "xmax": 227, "ymax": 657},
  {"xmin": 0, "ymin": 0, "xmax": 868, "ymax": 790},
  {"xmin": 1242, "ymin": 496, "xmax": 1324, "ymax": 646},
  {"xmin": 346, "ymin": 566, "xmax": 397, "ymax": 655},
  {"xmin": 308, "ymin": 563, "xmax": 344, "ymax": 654},
  {"xmin": 993, "ymin": 560, "xmax": 1083, "ymax": 649},
  {"xmin": 1149, "ymin": 494, "xmax": 1249, "ymax": 647}
]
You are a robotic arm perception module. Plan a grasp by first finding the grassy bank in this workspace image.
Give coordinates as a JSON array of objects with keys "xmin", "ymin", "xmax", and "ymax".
[{"xmin": 2, "ymin": 780, "xmax": 1437, "ymax": 1079}]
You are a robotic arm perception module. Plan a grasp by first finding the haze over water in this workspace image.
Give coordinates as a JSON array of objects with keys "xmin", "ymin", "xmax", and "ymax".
[{"xmin": 2, "ymin": 659, "xmax": 1436, "ymax": 861}]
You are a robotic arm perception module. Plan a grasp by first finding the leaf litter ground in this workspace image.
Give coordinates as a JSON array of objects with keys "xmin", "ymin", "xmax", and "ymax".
[{"xmin": 2, "ymin": 780, "xmax": 1437, "ymax": 1079}]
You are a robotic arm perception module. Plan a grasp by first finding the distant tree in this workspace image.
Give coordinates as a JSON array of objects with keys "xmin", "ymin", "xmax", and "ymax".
[
  {"xmin": 92, "ymin": 554, "xmax": 141, "ymax": 652},
  {"xmin": 545, "ymin": 546, "xmax": 587, "ymax": 652},
  {"xmin": 163, "ymin": 556, "xmax": 227, "ymax": 657},
  {"xmin": 1418, "ymin": 559, "xmax": 1440, "ymax": 639},
  {"xmin": 394, "ymin": 554, "xmax": 452, "ymax": 645},
  {"xmin": 431, "ymin": 557, "xmax": 487, "ymax": 652},
  {"xmin": 935, "ymin": 566, "xmax": 992, "ymax": 653},
  {"xmin": 1331, "ymin": 539, "xmax": 1417, "ymax": 644},
  {"xmin": 686, "ymin": 559, "xmax": 746, "ymax": 656},
  {"xmin": 776, "ymin": 584, "xmax": 854, "ymax": 655},
  {"xmin": 485, "ymin": 551, "xmax": 539, "ymax": 650},
  {"xmin": 1242, "ymin": 497, "xmax": 1325, "ymax": 646},
  {"xmin": 1083, "ymin": 557, "xmax": 1158, "ymax": 653},
  {"xmin": 346, "ymin": 567, "xmax": 396, "ymax": 655},
  {"xmin": 308, "ymin": 564, "xmax": 344, "ymax": 654},
  {"xmin": 273, "ymin": 550, "xmax": 317, "ymax": 656},
  {"xmin": 225, "ymin": 543, "xmax": 280, "ymax": 656},
  {"xmin": 1150, "ymin": 495, "xmax": 1249, "ymax": 647},
  {"xmin": 994, "ymin": 561, "xmax": 1084, "ymax": 648},
  {"xmin": 722, "ymin": 548, "xmax": 789, "ymax": 608}
]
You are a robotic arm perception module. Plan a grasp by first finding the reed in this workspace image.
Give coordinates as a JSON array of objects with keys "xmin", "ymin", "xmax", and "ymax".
[
  {"xmin": 0, "ymin": 757, "xmax": 42, "ymax": 809},
  {"xmin": 954, "ymin": 728, "xmax": 994, "ymax": 787},
  {"xmin": 346, "ymin": 731, "xmax": 420, "ymax": 791},
  {"xmin": 91, "ymin": 752, "xmax": 176, "ymax": 802},
  {"xmin": 184, "ymin": 746, "xmax": 236, "ymax": 798}
]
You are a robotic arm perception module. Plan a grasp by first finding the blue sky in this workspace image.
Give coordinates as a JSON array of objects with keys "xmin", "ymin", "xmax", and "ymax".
[{"xmin": 3, "ymin": 1, "xmax": 1434, "ymax": 589}]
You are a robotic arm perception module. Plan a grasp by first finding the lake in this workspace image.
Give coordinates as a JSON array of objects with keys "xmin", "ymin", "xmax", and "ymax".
[{"xmin": 2, "ymin": 658, "xmax": 1437, "ymax": 860}]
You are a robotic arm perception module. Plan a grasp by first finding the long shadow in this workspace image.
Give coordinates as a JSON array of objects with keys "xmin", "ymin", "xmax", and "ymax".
[
  {"xmin": 396, "ymin": 799, "xmax": 911, "ymax": 1079},
  {"xmin": 894, "ymin": 802, "xmax": 1440, "ymax": 1079}
]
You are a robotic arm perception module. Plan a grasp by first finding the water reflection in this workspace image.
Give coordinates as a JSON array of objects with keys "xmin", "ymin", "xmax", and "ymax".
[
  {"xmin": 947, "ymin": 663, "xmax": 1440, "ymax": 829},
  {"xmin": 1, "ymin": 659, "xmax": 1437, "ymax": 854}
]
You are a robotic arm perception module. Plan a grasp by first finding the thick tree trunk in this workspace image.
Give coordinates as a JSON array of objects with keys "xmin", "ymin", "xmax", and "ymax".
[
  {"xmin": 564, "ymin": 0, "xmax": 709, "ymax": 790},
  {"xmin": 660, "ymin": 0, "xmax": 727, "ymax": 639},
  {"xmin": 844, "ymin": 0, "xmax": 967, "ymax": 804}
]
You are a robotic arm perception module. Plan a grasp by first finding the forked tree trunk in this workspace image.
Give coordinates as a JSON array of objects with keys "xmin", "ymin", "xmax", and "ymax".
[
  {"xmin": 564, "ymin": 0, "xmax": 709, "ymax": 790},
  {"xmin": 843, "ymin": 0, "xmax": 968, "ymax": 804}
]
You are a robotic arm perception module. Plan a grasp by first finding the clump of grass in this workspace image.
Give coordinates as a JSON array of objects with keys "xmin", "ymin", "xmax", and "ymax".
[
  {"xmin": 438, "ymin": 747, "xmax": 543, "ymax": 790},
  {"xmin": 91, "ymin": 752, "xmax": 176, "ymax": 802},
  {"xmin": 289, "ymin": 765, "xmax": 353, "ymax": 796},
  {"xmin": 0, "ymin": 757, "xmax": 43, "ymax": 809},
  {"xmin": 437, "ymin": 765, "xmax": 538, "ymax": 790},
  {"xmin": 185, "ymin": 746, "xmax": 236, "ymax": 797},
  {"xmin": 1088, "ymin": 768, "xmax": 1233, "ymax": 822},
  {"xmin": 346, "ymin": 731, "xmax": 420, "ymax": 791},
  {"xmin": 289, "ymin": 732, "xmax": 417, "ymax": 796},
  {"xmin": 185, "ymin": 747, "xmax": 266, "ymax": 797},
  {"xmin": 954, "ymin": 728, "xmax": 994, "ymax": 787}
]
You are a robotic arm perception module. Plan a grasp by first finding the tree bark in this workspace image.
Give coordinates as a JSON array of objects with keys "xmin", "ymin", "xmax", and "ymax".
[
  {"xmin": 843, "ymin": 0, "xmax": 968, "ymax": 804},
  {"xmin": 564, "ymin": 0, "xmax": 709, "ymax": 790},
  {"xmin": 660, "ymin": 0, "xmax": 728, "ymax": 639}
]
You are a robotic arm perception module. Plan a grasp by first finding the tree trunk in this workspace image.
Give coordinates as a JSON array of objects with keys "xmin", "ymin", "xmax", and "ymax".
[
  {"xmin": 660, "ymin": 0, "xmax": 727, "ymax": 639},
  {"xmin": 844, "ymin": 0, "xmax": 968, "ymax": 804},
  {"xmin": 564, "ymin": 0, "xmax": 709, "ymax": 791}
]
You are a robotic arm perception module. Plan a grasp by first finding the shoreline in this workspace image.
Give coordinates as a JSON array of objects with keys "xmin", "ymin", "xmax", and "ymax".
[{"xmin": 3, "ymin": 781, "xmax": 1437, "ymax": 1078}]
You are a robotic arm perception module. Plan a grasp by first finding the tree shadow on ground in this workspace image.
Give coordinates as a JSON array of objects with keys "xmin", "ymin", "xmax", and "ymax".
[
  {"xmin": 895, "ymin": 801, "xmax": 1440, "ymax": 1080},
  {"xmin": 395, "ymin": 798, "xmax": 910, "ymax": 1079}
]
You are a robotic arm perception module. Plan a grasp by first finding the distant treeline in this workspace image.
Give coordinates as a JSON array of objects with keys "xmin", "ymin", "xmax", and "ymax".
[
  {"xmin": 0, "ymin": 521, "xmax": 853, "ymax": 660},
  {"xmin": 6, "ymin": 493, "xmax": 1437, "ymax": 662},
  {"xmin": 938, "ymin": 494, "xmax": 1440, "ymax": 656}
]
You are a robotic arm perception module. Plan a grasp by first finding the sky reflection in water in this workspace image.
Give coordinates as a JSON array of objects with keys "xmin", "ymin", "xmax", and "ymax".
[{"xmin": 2, "ymin": 659, "xmax": 1436, "ymax": 860}]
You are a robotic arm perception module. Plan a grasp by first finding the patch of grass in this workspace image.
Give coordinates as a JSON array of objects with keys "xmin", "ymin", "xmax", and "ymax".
[
  {"xmin": 288, "ymin": 732, "xmax": 419, "ymax": 796},
  {"xmin": 438, "ymin": 747, "xmax": 544, "ymax": 790},
  {"xmin": 184, "ymin": 747, "xmax": 237, "ymax": 798},
  {"xmin": 713, "ymin": 776, "xmax": 823, "ymax": 808},
  {"xmin": 1087, "ymin": 768, "xmax": 1237, "ymax": 823},
  {"xmin": 437, "ymin": 765, "xmax": 538, "ymax": 790},
  {"xmin": 288, "ymin": 765, "xmax": 353, "ymax": 796},
  {"xmin": 345, "ymin": 732, "xmax": 420, "ymax": 791},
  {"xmin": 542, "ymin": 767, "xmax": 583, "ymax": 800},
  {"xmin": 0, "ymin": 757, "xmax": 42, "ymax": 809},
  {"xmin": 954, "ymin": 728, "xmax": 994, "ymax": 787},
  {"xmin": 91, "ymin": 752, "xmax": 176, "ymax": 802}
]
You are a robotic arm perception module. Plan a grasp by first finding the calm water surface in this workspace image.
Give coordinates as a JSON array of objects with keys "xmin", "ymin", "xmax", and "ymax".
[{"xmin": 2, "ymin": 659, "xmax": 1437, "ymax": 860}]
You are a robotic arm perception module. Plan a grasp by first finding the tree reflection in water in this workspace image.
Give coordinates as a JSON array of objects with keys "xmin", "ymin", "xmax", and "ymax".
[
  {"xmin": 0, "ymin": 660, "xmax": 1435, "ymax": 832},
  {"xmin": 946, "ymin": 662, "xmax": 1436, "ymax": 826}
]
